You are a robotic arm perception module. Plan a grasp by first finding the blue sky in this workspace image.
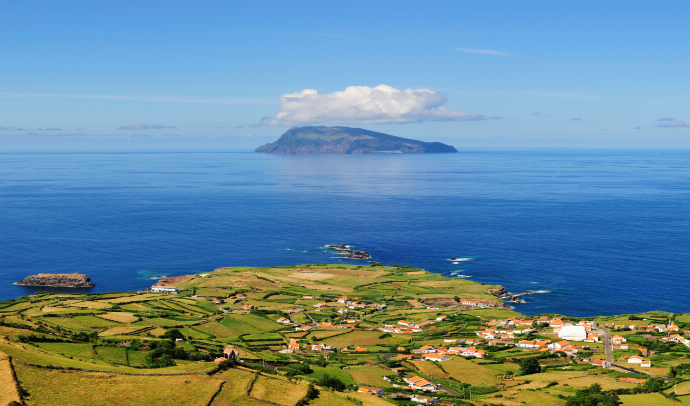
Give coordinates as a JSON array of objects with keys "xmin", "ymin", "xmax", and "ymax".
[{"xmin": 1, "ymin": 0, "xmax": 689, "ymax": 150}]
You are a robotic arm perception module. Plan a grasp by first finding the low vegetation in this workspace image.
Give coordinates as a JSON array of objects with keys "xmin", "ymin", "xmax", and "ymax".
[{"xmin": 1, "ymin": 263, "xmax": 688, "ymax": 406}]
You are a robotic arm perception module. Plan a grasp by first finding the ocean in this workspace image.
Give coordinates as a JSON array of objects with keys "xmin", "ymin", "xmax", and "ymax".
[{"xmin": 1, "ymin": 149, "xmax": 688, "ymax": 317}]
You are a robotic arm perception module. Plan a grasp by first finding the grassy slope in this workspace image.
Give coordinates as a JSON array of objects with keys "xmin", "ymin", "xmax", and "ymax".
[{"xmin": 14, "ymin": 363, "xmax": 221, "ymax": 406}]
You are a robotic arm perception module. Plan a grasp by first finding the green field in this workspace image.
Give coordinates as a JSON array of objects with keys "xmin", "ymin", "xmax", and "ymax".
[
  {"xmin": 322, "ymin": 330, "xmax": 396, "ymax": 347},
  {"xmin": 36, "ymin": 315, "xmax": 121, "ymax": 331},
  {"xmin": 95, "ymin": 345, "xmax": 129, "ymax": 365},
  {"xmin": 303, "ymin": 365, "xmax": 355, "ymax": 386},
  {"xmin": 13, "ymin": 363, "xmax": 221, "ymax": 406},
  {"xmin": 34, "ymin": 342, "xmax": 97, "ymax": 360}
]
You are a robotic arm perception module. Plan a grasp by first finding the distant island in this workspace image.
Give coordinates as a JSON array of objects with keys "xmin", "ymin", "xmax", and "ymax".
[
  {"xmin": 14, "ymin": 272, "xmax": 95, "ymax": 288},
  {"xmin": 256, "ymin": 126, "xmax": 458, "ymax": 154}
]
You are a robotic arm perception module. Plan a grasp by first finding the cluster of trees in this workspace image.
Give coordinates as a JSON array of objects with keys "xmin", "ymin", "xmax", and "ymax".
[
  {"xmin": 518, "ymin": 357, "xmax": 541, "ymax": 375},
  {"xmin": 278, "ymin": 362, "xmax": 313, "ymax": 377},
  {"xmin": 145, "ymin": 329, "xmax": 210, "ymax": 368}
]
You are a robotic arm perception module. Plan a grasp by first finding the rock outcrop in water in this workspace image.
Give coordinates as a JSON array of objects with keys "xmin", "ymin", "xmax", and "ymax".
[
  {"xmin": 325, "ymin": 244, "xmax": 372, "ymax": 259},
  {"xmin": 256, "ymin": 126, "xmax": 458, "ymax": 154},
  {"xmin": 14, "ymin": 273, "xmax": 95, "ymax": 288}
]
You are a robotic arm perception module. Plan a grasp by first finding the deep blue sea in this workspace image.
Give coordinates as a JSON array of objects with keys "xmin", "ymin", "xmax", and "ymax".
[{"xmin": 1, "ymin": 150, "xmax": 689, "ymax": 317}]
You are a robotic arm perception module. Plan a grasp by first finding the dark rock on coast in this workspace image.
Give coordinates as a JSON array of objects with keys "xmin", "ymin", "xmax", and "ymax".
[
  {"xmin": 14, "ymin": 273, "xmax": 95, "ymax": 288},
  {"xmin": 325, "ymin": 244, "xmax": 372, "ymax": 260},
  {"xmin": 256, "ymin": 126, "xmax": 458, "ymax": 154}
]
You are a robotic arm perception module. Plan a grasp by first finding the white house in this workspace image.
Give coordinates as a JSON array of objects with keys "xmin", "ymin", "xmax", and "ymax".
[
  {"xmin": 558, "ymin": 325, "xmax": 587, "ymax": 341},
  {"xmin": 628, "ymin": 356, "xmax": 643, "ymax": 364},
  {"xmin": 612, "ymin": 335, "xmax": 626, "ymax": 344},
  {"xmin": 424, "ymin": 353, "xmax": 451, "ymax": 362}
]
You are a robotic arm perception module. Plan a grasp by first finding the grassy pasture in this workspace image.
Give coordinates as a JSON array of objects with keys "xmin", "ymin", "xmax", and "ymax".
[
  {"xmin": 346, "ymin": 365, "xmax": 395, "ymax": 387},
  {"xmin": 65, "ymin": 301, "xmax": 112, "ymax": 310},
  {"xmin": 483, "ymin": 389, "xmax": 566, "ymax": 406},
  {"xmin": 211, "ymin": 369, "xmax": 265, "ymax": 406},
  {"xmin": 1, "ymin": 338, "xmax": 214, "ymax": 374},
  {"xmin": 322, "ymin": 331, "xmax": 395, "ymax": 347},
  {"xmin": 0, "ymin": 300, "xmax": 51, "ymax": 313},
  {"xmin": 243, "ymin": 333, "xmax": 283, "ymax": 341},
  {"xmin": 95, "ymin": 345, "xmax": 129, "ymax": 365},
  {"xmin": 410, "ymin": 360, "xmax": 448, "ymax": 379},
  {"xmin": 249, "ymin": 375, "xmax": 308, "ymax": 405},
  {"xmin": 97, "ymin": 294, "xmax": 163, "ymax": 304},
  {"xmin": 99, "ymin": 326, "xmax": 141, "ymax": 336},
  {"xmin": 120, "ymin": 303, "xmax": 153, "ymax": 312},
  {"xmin": 131, "ymin": 317, "xmax": 200, "ymax": 328},
  {"xmin": 231, "ymin": 314, "xmax": 281, "ymax": 331},
  {"xmin": 125, "ymin": 350, "xmax": 149, "ymax": 367},
  {"xmin": 562, "ymin": 376, "xmax": 639, "ymax": 390},
  {"xmin": 337, "ymin": 391, "xmax": 396, "ymax": 406},
  {"xmin": 0, "ymin": 351, "xmax": 21, "ymax": 405},
  {"xmin": 439, "ymin": 357, "xmax": 502, "ymax": 386},
  {"xmin": 307, "ymin": 330, "xmax": 350, "ymax": 340},
  {"xmin": 169, "ymin": 300, "xmax": 210, "ymax": 314},
  {"xmin": 668, "ymin": 380, "xmax": 690, "ymax": 396},
  {"xmin": 97, "ymin": 312, "xmax": 138, "ymax": 323},
  {"xmin": 303, "ymin": 365, "xmax": 355, "ymax": 386},
  {"xmin": 34, "ymin": 342, "xmax": 97, "ymax": 360},
  {"xmin": 36, "ymin": 315, "xmax": 120, "ymax": 331},
  {"xmin": 219, "ymin": 318, "xmax": 263, "ymax": 335},
  {"xmin": 196, "ymin": 321, "xmax": 250, "ymax": 338},
  {"xmin": 13, "ymin": 363, "xmax": 221, "ymax": 406},
  {"xmin": 619, "ymin": 393, "xmax": 680, "ymax": 405},
  {"xmin": 0, "ymin": 325, "xmax": 37, "ymax": 338}
]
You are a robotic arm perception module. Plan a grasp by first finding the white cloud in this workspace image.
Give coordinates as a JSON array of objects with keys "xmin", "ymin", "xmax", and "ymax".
[
  {"xmin": 261, "ymin": 85, "xmax": 485, "ymax": 126},
  {"xmin": 455, "ymin": 47, "xmax": 513, "ymax": 56}
]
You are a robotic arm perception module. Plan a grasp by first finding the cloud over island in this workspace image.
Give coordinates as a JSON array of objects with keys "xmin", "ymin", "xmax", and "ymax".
[{"xmin": 261, "ymin": 85, "xmax": 486, "ymax": 126}]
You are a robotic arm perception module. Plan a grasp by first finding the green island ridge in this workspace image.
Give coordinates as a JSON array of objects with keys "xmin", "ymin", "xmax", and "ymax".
[
  {"xmin": 1, "ymin": 264, "xmax": 689, "ymax": 406},
  {"xmin": 255, "ymin": 126, "xmax": 458, "ymax": 154}
]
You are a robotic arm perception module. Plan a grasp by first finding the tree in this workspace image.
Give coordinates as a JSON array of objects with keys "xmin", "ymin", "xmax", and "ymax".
[
  {"xmin": 163, "ymin": 328, "xmax": 184, "ymax": 340},
  {"xmin": 643, "ymin": 377, "xmax": 664, "ymax": 392},
  {"xmin": 319, "ymin": 374, "xmax": 346, "ymax": 391},
  {"xmin": 519, "ymin": 357, "xmax": 541, "ymax": 376}
]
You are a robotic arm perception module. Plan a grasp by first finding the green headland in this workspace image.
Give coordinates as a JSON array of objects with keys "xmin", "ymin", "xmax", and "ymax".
[{"xmin": 1, "ymin": 264, "xmax": 689, "ymax": 406}]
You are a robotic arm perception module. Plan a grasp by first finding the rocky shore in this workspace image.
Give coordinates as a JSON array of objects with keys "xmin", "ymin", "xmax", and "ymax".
[
  {"xmin": 325, "ymin": 244, "xmax": 371, "ymax": 260},
  {"xmin": 14, "ymin": 273, "xmax": 95, "ymax": 288},
  {"xmin": 489, "ymin": 287, "xmax": 541, "ymax": 303}
]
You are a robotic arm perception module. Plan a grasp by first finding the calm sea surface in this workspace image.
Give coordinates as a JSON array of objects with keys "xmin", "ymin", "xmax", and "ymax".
[{"xmin": 1, "ymin": 150, "xmax": 688, "ymax": 316}]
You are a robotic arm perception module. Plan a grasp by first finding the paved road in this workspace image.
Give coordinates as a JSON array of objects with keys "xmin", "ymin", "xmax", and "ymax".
[{"xmin": 602, "ymin": 327, "xmax": 613, "ymax": 364}]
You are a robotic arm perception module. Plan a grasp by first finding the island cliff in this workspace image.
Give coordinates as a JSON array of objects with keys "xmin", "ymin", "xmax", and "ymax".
[
  {"xmin": 14, "ymin": 273, "xmax": 95, "ymax": 288},
  {"xmin": 256, "ymin": 126, "xmax": 458, "ymax": 154}
]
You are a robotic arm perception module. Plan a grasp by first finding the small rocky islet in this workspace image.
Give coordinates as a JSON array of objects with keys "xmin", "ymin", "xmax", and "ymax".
[{"xmin": 14, "ymin": 272, "xmax": 95, "ymax": 288}]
